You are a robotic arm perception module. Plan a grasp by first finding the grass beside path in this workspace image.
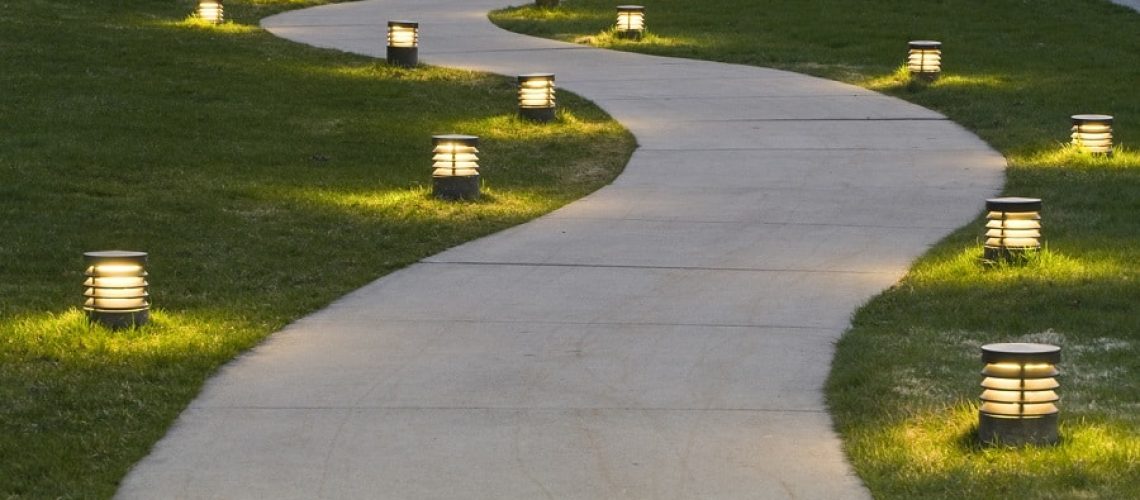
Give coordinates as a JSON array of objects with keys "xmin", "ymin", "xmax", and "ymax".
[
  {"xmin": 0, "ymin": 0, "xmax": 634, "ymax": 497},
  {"xmin": 492, "ymin": 1, "xmax": 1140, "ymax": 498}
]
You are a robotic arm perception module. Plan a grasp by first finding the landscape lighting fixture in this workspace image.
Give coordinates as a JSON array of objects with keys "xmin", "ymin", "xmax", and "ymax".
[
  {"xmin": 198, "ymin": 0, "xmax": 223, "ymax": 24},
  {"xmin": 983, "ymin": 197, "xmax": 1041, "ymax": 262},
  {"xmin": 979, "ymin": 343, "xmax": 1061, "ymax": 445},
  {"xmin": 432, "ymin": 134, "xmax": 480, "ymax": 200},
  {"xmin": 84, "ymin": 251, "xmax": 150, "ymax": 329},
  {"xmin": 1070, "ymin": 114, "xmax": 1114, "ymax": 155},
  {"xmin": 615, "ymin": 5, "xmax": 646, "ymax": 39},
  {"xmin": 387, "ymin": 20, "xmax": 419, "ymax": 67},
  {"xmin": 518, "ymin": 73, "xmax": 556, "ymax": 122},
  {"xmin": 907, "ymin": 40, "xmax": 942, "ymax": 80}
]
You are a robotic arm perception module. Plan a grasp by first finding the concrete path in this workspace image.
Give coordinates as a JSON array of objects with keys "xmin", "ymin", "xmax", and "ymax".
[
  {"xmin": 1109, "ymin": 0, "xmax": 1140, "ymax": 13},
  {"xmin": 117, "ymin": 1, "xmax": 1005, "ymax": 498}
]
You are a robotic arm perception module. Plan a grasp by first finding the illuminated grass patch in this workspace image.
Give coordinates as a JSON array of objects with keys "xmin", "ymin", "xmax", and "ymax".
[
  {"xmin": 0, "ymin": 0, "xmax": 633, "ymax": 497},
  {"xmin": 493, "ymin": 0, "xmax": 1139, "ymax": 497}
]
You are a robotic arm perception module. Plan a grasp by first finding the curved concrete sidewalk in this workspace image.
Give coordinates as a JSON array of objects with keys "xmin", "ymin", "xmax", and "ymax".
[{"xmin": 117, "ymin": 1, "xmax": 1005, "ymax": 498}]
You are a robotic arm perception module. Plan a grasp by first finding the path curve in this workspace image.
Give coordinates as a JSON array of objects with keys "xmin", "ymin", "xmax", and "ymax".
[{"xmin": 117, "ymin": 1, "xmax": 1005, "ymax": 498}]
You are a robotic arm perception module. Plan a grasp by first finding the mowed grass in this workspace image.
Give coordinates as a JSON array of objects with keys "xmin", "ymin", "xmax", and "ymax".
[
  {"xmin": 0, "ymin": 0, "xmax": 633, "ymax": 497},
  {"xmin": 492, "ymin": 1, "xmax": 1140, "ymax": 497}
]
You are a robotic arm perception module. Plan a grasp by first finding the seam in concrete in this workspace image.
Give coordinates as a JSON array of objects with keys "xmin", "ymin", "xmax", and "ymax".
[{"xmin": 420, "ymin": 260, "xmax": 898, "ymax": 275}]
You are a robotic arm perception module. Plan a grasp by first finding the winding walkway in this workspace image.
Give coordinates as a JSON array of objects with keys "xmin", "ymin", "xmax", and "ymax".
[{"xmin": 117, "ymin": 1, "xmax": 1005, "ymax": 498}]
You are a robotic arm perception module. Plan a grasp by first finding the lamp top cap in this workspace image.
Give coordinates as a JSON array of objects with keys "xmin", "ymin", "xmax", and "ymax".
[
  {"xmin": 388, "ymin": 20, "xmax": 418, "ymax": 26},
  {"xmin": 986, "ymin": 197, "xmax": 1041, "ymax": 212},
  {"xmin": 518, "ymin": 73, "xmax": 555, "ymax": 79},
  {"xmin": 1071, "ymin": 114, "xmax": 1113, "ymax": 122},
  {"xmin": 84, "ymin": 250, "xmax": 148, "ymax": 260},
  {"xmin": 982, "ymin": 343, "xmax": 1061, "ymax": 364},
  {"xmin": 617, "ymin": 5, "xmax": 645, "ymax": 10},
  {"xmin": 908, "ymin": 40, "xmax": 942, "ymax": 48},
  {"xmin": 433, "ymin": 134, "xmax": 479, "ymax": 142}
]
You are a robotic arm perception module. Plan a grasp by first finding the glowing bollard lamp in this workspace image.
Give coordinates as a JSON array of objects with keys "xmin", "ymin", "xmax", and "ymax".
[
  {"xmin": 907, "ymin": 40, "xmax": 942, "ymax": 80},
  {"xmin": 984, "ymin": 197, "xmax": 1041, "ymax": 262},
  {"xmin": 432, "ymin": 135, "xmax": 480, "ymax": 200},
  {"xmin": 536, "ymin": 0, "xmax": 559, "ymax": 8},
  {"xmin": 979, "ymin": 343, "xmax": 1061, "ymax": 445},
  {"xmin": 84, "ymin": 251, "xmax": 150, "ymax": 329},
  {"xmin": 615, "ymin": 5, "xmax": 646, "ymax": 39},
  {"xmin": 518, "ymin": 73, "xmax": 556, "ymax": 122},
  {"xmin": 387, "ymin": 20, "xmax": 419, "ymax": 68},
  {"xmin": 1071, "ymin": 114, "xmax": 1114, "ymax": 155},
  {"xmin": 198, "ymin": 0, "xmax": 223, "ymax": 24}
]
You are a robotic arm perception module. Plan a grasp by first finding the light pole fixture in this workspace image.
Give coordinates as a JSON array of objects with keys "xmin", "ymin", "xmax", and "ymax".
[
  {"xmin": 979, "ymin": 343, "xmax": 1061, "ymax": 445},
  {"xmin": 536, "ymin": 0, "xmax": 559, "ymax": 7},
  {"xmin": 387, "ymin": 20, "xmax": 419, "ymax": 68},
  {"xmin": 984, "ymin": 197, "xmax": 1041, "ymax": 262},
  {"xmin": 615, "ymin": 5, "xmax": 646, "ymax": 39},
  {"xmin": 907, "ymin": 40, "xmax": 942, "ymax": 80},
  {"xmin": 432, "ymin": 134, "xmax": 480, "ymax": 200},
  {"xmin": 518, "ymin": 73, "xmax": 556, "ymax": 122},
  {"xmin": 1070, "ymin": 114, "xmax": 1114, "ymax": 155},
  {"xmin": 84, "ymin": 251, "xmax": 150, "ymax": 329},
  {"xmin": 198, "ymin": 0, "xmax": 223, "ymax": 24}
]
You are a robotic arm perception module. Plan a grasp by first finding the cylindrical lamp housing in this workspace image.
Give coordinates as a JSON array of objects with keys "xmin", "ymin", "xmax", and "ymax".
[
  {"xmin": 84, "ymin": 251, "xmax": 150, "ymax": 329},
  {"xmin": 518, "ymin": 73, "xmax": 556, "ymax": 122},
  {"xmin": 979, "ymin": 343, "xmax": 1061, "ymax": 445},
  {"xmin": 1071, "ymin": 114, "xmax": 1114, "ymax": 155},
  {"xmin": 615, "ymin": 5, "xmax": 646, "ymax": 39},
  {"xmin": 536, "ymin": 0, "xmax": 559, "ymax": 8},
  {"xmin": 432, "ymin": 134, "xmax": 480, "ymax": 200},
  {"xmin": 198, "ymin": 0, "xmax": 223, "ymax": 24},
  {"xmin": 907, "ymin": 40, "xmax": 942, "ymax": 80},
  {"xmin": 387, "ymin": 21, "xmax": 419, "ymax": 67},
  {"xmin": 984, "ymin": 197, "xmax": 1041, "ymax": 262}
]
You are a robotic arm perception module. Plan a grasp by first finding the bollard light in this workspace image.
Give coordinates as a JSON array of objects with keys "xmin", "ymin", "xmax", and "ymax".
[
  {"xmin": 432, "ymin": 135, "xmax": 480, "ymax": 200},
  {"xmin": 198, "ymin": 0, "xmax": 223, "ymax": 24},
  {"xmin": 536, "ymin": 0, "xmax": 559, "ymax": 7},
  {"xmin": 518, "ymin": 73, "xmax": 556, "ymax": 122},
  {"xmin": 907, "ymin": 40, "xmax": 942, "ymax": 80},
  {"xmin": 615, "ymin": 5, "xmax": 646, "ymax": 39},
  {"xmin": 979, "ymin": 343, "xmax": 1061, "ymax": 445},
  {"xmin": 84, "ymin": 251, "xmax": 150, "ymax": 329},
  {"xmin": 984, "ymin": 197, "xmax": 1041, "ymax": 262},
  {"xmin": 1070, "ymin": 114, "xmax": 1114, "ymax": 155},
  {"xmin": 387, "ymin": 20, "xmax": 419, "ymax": 67}
]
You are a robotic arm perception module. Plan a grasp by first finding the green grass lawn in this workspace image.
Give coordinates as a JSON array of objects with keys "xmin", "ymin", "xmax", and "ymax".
[
  {"xmin": 0, "ymin": 0, "xmax": 633, "ymax": 497},
  {"xmin": 492, "ymin": 1, "xmax": 1140, "ymax": 497}
]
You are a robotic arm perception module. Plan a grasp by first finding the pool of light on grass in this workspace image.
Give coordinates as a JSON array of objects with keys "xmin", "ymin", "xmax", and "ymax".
[{"xmin": 848, "ymin": 404, "xmax": 1140, "ymax": 497}]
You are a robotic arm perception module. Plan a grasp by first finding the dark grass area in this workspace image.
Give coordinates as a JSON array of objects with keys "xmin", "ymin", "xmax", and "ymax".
[{"xmin": 0, "ymin": 0, "xmax": 634, "ymax": 496}]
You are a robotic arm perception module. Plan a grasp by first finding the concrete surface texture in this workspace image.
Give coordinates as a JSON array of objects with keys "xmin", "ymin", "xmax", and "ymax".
[
  {"xmin": 1109, "ymin": 0, "xmax": 1140, "ymax": 12},
  {"xmin": 116, "ymin": 1, "xmax": 1006, "ymax": 498}
]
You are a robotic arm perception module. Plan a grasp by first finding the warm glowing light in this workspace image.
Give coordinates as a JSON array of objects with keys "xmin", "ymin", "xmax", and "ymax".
[
  {"xmin": 979, "ymin": 343, "xmax": 1061, "ymax": 445},
  {"xmin": 907, "ymin": 40, "xmax": 941, "ymax": 80},
  {"xmin": 432, "ymin": 134, "xmax": 480, "ymax": 200},
  {"xmin": 84, "ymin": 251, "xmax": 150, "ymax": 329},
  {"xmin": 198, "ymin": 0, "xmax": 223, "ymax": 24},
  {"xmin": 1070, "ymin": 114, "xmax": 1114, "ymax": 155},
  {"xmin": 517, "ymin": 73, "xmax": 556, "ymax": 122},
  {"xmin": 616, "ymin": 5, "xmax": 646, "ymax": 39},
  {"xmin": 387, "ymin": 20, "xmax": 419, "ymax": 67},
  {"xmin": 984, "ymin": 197, "xmax": 1041, "ymax": 262}
]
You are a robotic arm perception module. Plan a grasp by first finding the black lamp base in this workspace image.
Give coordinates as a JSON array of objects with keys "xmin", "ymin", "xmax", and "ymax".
[
  {"xmin": 433, "ymin": 175, "xmax": 480, "ymax": 200},
  {"xmin": 979, "ymin": 413, "xmax": 1058, "ymax": 446},
  {"xmin": 519, "ymin": 107, "xmax": 556, "ymax": 123},
  {"xmin": 88, "ymin": 310, "xmax": 149, "ymax": 330},
  {"xmin": 387, "ymin": 46, "xmax": 418, "ymax": 67}
]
